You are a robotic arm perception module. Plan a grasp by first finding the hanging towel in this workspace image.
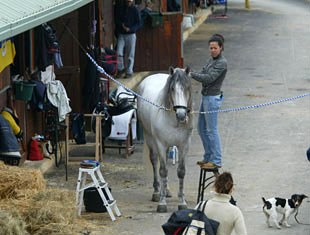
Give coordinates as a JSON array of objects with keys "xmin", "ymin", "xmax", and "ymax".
[{"xmin": 46, "ymin": 80, "xmax": 72, "ymax": 122}]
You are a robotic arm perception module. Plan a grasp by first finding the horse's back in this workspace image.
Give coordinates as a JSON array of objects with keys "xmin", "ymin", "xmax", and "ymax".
[
  {"xmin": 137, "ymin": 73, "xmax": 169, "ymax": 147},
  {"xmin": 138, "ymin": 73, "xmax": 168, "ymax": 101}
]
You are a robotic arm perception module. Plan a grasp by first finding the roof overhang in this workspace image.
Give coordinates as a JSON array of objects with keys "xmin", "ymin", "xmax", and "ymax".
[{"xmin": 0, "ymin": 0, "xmax": 94, "ymax": 41}]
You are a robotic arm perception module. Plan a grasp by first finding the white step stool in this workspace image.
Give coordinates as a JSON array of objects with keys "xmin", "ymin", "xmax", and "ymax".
[{"xmin": 76, "ymin": 165, "xmax": 121, "ymax": 221}]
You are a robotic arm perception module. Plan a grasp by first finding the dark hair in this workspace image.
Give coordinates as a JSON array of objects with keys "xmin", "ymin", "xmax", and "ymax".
[
  {"xmin": 209, "ymin": 34, "xmax": 224, "ymax": 49},
  {"xmin": 214, "ymin": 172, "xmax": 233, "ymax": 194}
]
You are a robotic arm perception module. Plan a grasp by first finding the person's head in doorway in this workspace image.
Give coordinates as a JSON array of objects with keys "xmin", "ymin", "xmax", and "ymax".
[
  {"xmin": 127, "ymin": 0, "xmax": 134, "ymax": 5},
  {"xmin": 145, "ymin": 0, "xmax": 153, "ymax": 8}
]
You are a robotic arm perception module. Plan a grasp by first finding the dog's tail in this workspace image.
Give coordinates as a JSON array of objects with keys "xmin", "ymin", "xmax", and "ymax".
[{"xmin": 262, "ymin": 197, "xmax": 267, "ymax": 209}]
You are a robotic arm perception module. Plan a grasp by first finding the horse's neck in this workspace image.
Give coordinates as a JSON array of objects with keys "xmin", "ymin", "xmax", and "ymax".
[{"xmin": 160, "ymin": 85, "xmax": 173, "ymax": 110}]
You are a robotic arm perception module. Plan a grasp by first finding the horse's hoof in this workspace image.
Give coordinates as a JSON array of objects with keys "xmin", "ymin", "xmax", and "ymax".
[
  {"xmin": 166, "ymin": 189, "xmax": 172, "ymax": 198},
  {"xmin": 157, "ymin": 205, "xmax": 167, "ymax": 213},
  {"xmin": 178, "ymin": 204, "xmax": 187, "ymax": 210},
  {"xmin": 152, "ymin": 193, "xmax": 160, "ymax": 202}
]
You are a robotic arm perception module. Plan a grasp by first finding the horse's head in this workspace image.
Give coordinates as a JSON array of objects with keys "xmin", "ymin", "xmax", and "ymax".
[{"xmin": 164, "ymin": 66, "xmax": 192, "ymax": 123}]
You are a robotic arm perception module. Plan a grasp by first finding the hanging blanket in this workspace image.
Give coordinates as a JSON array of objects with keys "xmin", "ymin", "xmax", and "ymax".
[{"xmin": 109, "ymin": 109, "xmax": 137, "ymax": 140}]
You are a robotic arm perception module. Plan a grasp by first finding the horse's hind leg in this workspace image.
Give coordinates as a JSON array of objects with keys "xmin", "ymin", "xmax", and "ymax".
[
  {"xmin": 177, "ymin": 154, "xmax": 187, "ymax": 210},
  {"xmin": 149, "ymin": 148, "xmax": 160, "ymax": 202}
]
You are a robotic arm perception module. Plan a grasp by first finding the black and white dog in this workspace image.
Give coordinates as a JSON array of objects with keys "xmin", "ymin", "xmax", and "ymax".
[{"xmin": 262, "ymin": 194, "xmax": 308, "ymax": 229}]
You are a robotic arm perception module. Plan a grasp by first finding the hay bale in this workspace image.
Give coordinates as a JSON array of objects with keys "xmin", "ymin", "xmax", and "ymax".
[
  {"xmin": 0, "ymin": 209, "xmax": 29, "ymax": 235},
  {"xmin": 0, "ymin": 162, "xmax": 46, "ymax": 199}
]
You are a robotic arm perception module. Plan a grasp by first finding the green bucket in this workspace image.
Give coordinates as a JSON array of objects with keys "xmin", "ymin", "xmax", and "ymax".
[
  {"xmin": 13, "ymin": 81, "xmax": 36, "ymax": 101},
  {"xmin": 148, "ymin": 12, "xmax": 163, "ymax": 28}
]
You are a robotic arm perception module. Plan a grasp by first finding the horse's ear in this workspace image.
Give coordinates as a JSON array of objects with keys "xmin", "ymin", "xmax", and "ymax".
[
  {"xmin": 169, "ymin": 66, "xmax": 175, "ymax": 75},
  {"xmin": 185, "ymin": 66, "xmax": 191, "ymax": 75}
]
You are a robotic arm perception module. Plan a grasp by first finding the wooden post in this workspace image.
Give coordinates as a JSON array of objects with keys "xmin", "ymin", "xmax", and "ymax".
[{"xmin": 245, "ymin": 0, "xmax": 250, "ymax": 9}]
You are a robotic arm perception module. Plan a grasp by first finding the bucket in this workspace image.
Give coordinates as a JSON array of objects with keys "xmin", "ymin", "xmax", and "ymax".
[
  {"xmin": 13, "ymin": 81, "xmax": 36, "ymax": 101},
  {"xmin": 148, "ymin": 12, "xmax": 163, "ymax": 28},
  {"xmin": 83, "ymin": 187, "xmax": 112, "ymax": 213}
]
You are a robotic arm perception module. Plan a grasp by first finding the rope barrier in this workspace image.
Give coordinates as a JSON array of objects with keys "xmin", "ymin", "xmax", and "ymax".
[
  {"xmin": 63, "ymin": 19, "xmax": 310, "ymax": 114},
  {"xmin": 86, "ymin": 52, "xmax": 310, "ymax": 115},
  {"xmin": 192, "ymin": 93, "xmax": 310, "ymax": 114},
  {"xmin": 64, "ymin": 20, "xmax": 309, "ymax": 115}
]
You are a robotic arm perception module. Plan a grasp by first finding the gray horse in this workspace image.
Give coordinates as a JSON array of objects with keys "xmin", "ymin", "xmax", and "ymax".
[{"xmin": 137, "ymin": 67, "xmax": 193, "ymax": 212}]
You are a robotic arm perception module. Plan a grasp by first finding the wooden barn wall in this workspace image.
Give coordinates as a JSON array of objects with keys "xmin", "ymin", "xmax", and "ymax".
[
  {"xmin": 134, "ymin": 13, "xmax": 183, "ymax": 72},
  {"xmin": 100, "ymin": 0, "xmax": 115, "ymax": 50},
  {"xmin": 51, "ymin": 11, "xmax": 82, "ymax": 113},
  {"xmin": 0, "ymin": 35, "xmax": 43, "ymax": 159},
  {"xmin": 0, "ymin": 68, "xmax": 10, "ymax": 108}
]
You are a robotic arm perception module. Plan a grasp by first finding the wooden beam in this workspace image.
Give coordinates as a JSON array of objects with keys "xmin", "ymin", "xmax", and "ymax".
[{"xmin": 245, "ymin": 0, "xmax": 250, "ymax": 9}]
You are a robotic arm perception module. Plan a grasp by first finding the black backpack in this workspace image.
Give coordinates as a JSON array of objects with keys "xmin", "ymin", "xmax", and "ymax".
[{"xmin": 162, "ymin": 201, "xmax": 219, "ymax": 235}]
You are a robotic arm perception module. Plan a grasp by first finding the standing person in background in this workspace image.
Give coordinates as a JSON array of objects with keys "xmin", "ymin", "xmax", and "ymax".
[
  {"xmin": 190, "ymin": 34, "xmax": 227, "ymax": 169},
  {"xmin": 115, "ymin": 0, "xmax": 141, "ymax": 79},
  {"xmin": 197, "ymin": 172, "xmax": 247, "ymax": 235},
  {"xmin": 140, "ymin": 0, "xmax": 153, "ymax": 28}
]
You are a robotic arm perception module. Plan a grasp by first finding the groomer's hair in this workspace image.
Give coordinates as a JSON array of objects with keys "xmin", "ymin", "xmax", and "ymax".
[
  {"xmin": 214, "ymin": 171, "xmax": 234, "ymax": 194},
  {"xmin": 209, "ymin": 33, "xmax": 224, "ymax": 50}
]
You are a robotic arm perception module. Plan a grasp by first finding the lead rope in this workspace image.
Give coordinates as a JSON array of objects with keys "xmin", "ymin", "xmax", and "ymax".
[{"xmin": 294, "ymin": 208, "xmax": 310, "ymax": 225}]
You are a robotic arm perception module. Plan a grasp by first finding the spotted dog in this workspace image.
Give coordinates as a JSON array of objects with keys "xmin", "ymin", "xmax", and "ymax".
[{"xmin": 262, "ymin": 194, "xmax": 308, "ymax": 229}]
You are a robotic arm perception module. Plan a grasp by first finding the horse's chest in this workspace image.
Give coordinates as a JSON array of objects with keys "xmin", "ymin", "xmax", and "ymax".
[{"xmin": 152, "ymin": 119, "xmax": 192, "ymax": 140}]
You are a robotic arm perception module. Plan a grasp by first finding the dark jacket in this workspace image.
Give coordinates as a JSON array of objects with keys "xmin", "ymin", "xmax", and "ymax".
[
  {"xmin": 115, "ymin": 5, "xmax": 141, "ymax": 35},
  {"xmin": 0, "ymin": 116, "xmax": 19, "ymax": 152},
  {"xmin": 191, "ymin": 54, "xmax": 227, "ymax": 96},
  {"xmin": 140, "ymin": 7, "xmax": 152, "ymax": 28}
]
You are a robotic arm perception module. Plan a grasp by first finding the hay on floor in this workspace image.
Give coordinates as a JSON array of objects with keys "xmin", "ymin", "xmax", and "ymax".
[
  {"xmin": 25, "ymin": 189, "xmax": 76, "ymax": 234},
  {"xmin": 0, "ymin": 209, "xmax": 28, "ymax": 235},
  {"xmin": 0, "ymin": 187, "xmax": 76, "ymax": 234}
]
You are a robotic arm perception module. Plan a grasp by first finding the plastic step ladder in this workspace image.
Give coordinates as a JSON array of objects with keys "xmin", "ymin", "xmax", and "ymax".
[{"xmin": 76, "ymin": 164, "xmax": 121, "ymax": 221}]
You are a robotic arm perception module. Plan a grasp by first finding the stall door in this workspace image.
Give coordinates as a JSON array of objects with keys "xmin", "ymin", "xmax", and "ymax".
[{"xmin": 51, "ymin": 11, "xmax": 81, "ymax": 112}]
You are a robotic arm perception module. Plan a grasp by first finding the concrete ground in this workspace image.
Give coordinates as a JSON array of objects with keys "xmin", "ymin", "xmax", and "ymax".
[{"xmin": 39, "ymin": 0, "xmax": 310, "ymax": 234}]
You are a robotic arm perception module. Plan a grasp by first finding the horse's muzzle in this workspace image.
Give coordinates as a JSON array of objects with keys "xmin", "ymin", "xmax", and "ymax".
[{"xmin": 174, "ymin": 106, "xmax": 189, "ymax": 123}]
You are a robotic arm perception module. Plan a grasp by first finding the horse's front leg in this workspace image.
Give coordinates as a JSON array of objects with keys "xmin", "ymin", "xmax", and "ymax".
[
  {"xmin": 177, "ymin": 148, "xmax": 187, "ymax": 210},
  {"xmin": 157, "ymin": 150, "xmax": 168, "ymax": 213},
  {"xmin": 149, "ymin": 148, "xmax": 160, "ymax": 202}
]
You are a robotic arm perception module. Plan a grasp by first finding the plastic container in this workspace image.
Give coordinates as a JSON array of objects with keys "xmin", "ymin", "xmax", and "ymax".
[
  {"xmin": 168, "ymin": 146, "xmax": 178, "ymax": 165},
  {"xmin": 148, "ymin": 12, "xmax": 163, "ymax": 28}
]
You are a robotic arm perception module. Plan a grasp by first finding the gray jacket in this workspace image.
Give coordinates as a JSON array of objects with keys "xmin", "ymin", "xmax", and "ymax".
[{"xmin": 190, "ymin": 54, "xmax": 227, "ymax": 96}]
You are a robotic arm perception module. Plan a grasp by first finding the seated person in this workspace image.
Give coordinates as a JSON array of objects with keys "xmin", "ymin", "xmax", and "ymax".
[{"xmin": 197, "ymin": 172, "xmax": 247, "ymax": 235}]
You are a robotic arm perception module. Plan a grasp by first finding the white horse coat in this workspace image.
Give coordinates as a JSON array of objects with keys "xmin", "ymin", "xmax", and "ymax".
[{"xmin": 137, "ymin": 67, "xmax": 193, "ymax": 212}]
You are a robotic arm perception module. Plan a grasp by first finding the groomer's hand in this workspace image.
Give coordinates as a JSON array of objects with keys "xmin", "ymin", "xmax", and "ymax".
[{"xmin": 122, "ymin": 24, "xmax": 130, "ymax": 32}]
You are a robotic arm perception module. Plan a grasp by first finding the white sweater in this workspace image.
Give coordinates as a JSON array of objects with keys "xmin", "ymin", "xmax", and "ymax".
[{"xmin": 201, "ymin": 193, "xmax": 247, "ymax": 235}]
